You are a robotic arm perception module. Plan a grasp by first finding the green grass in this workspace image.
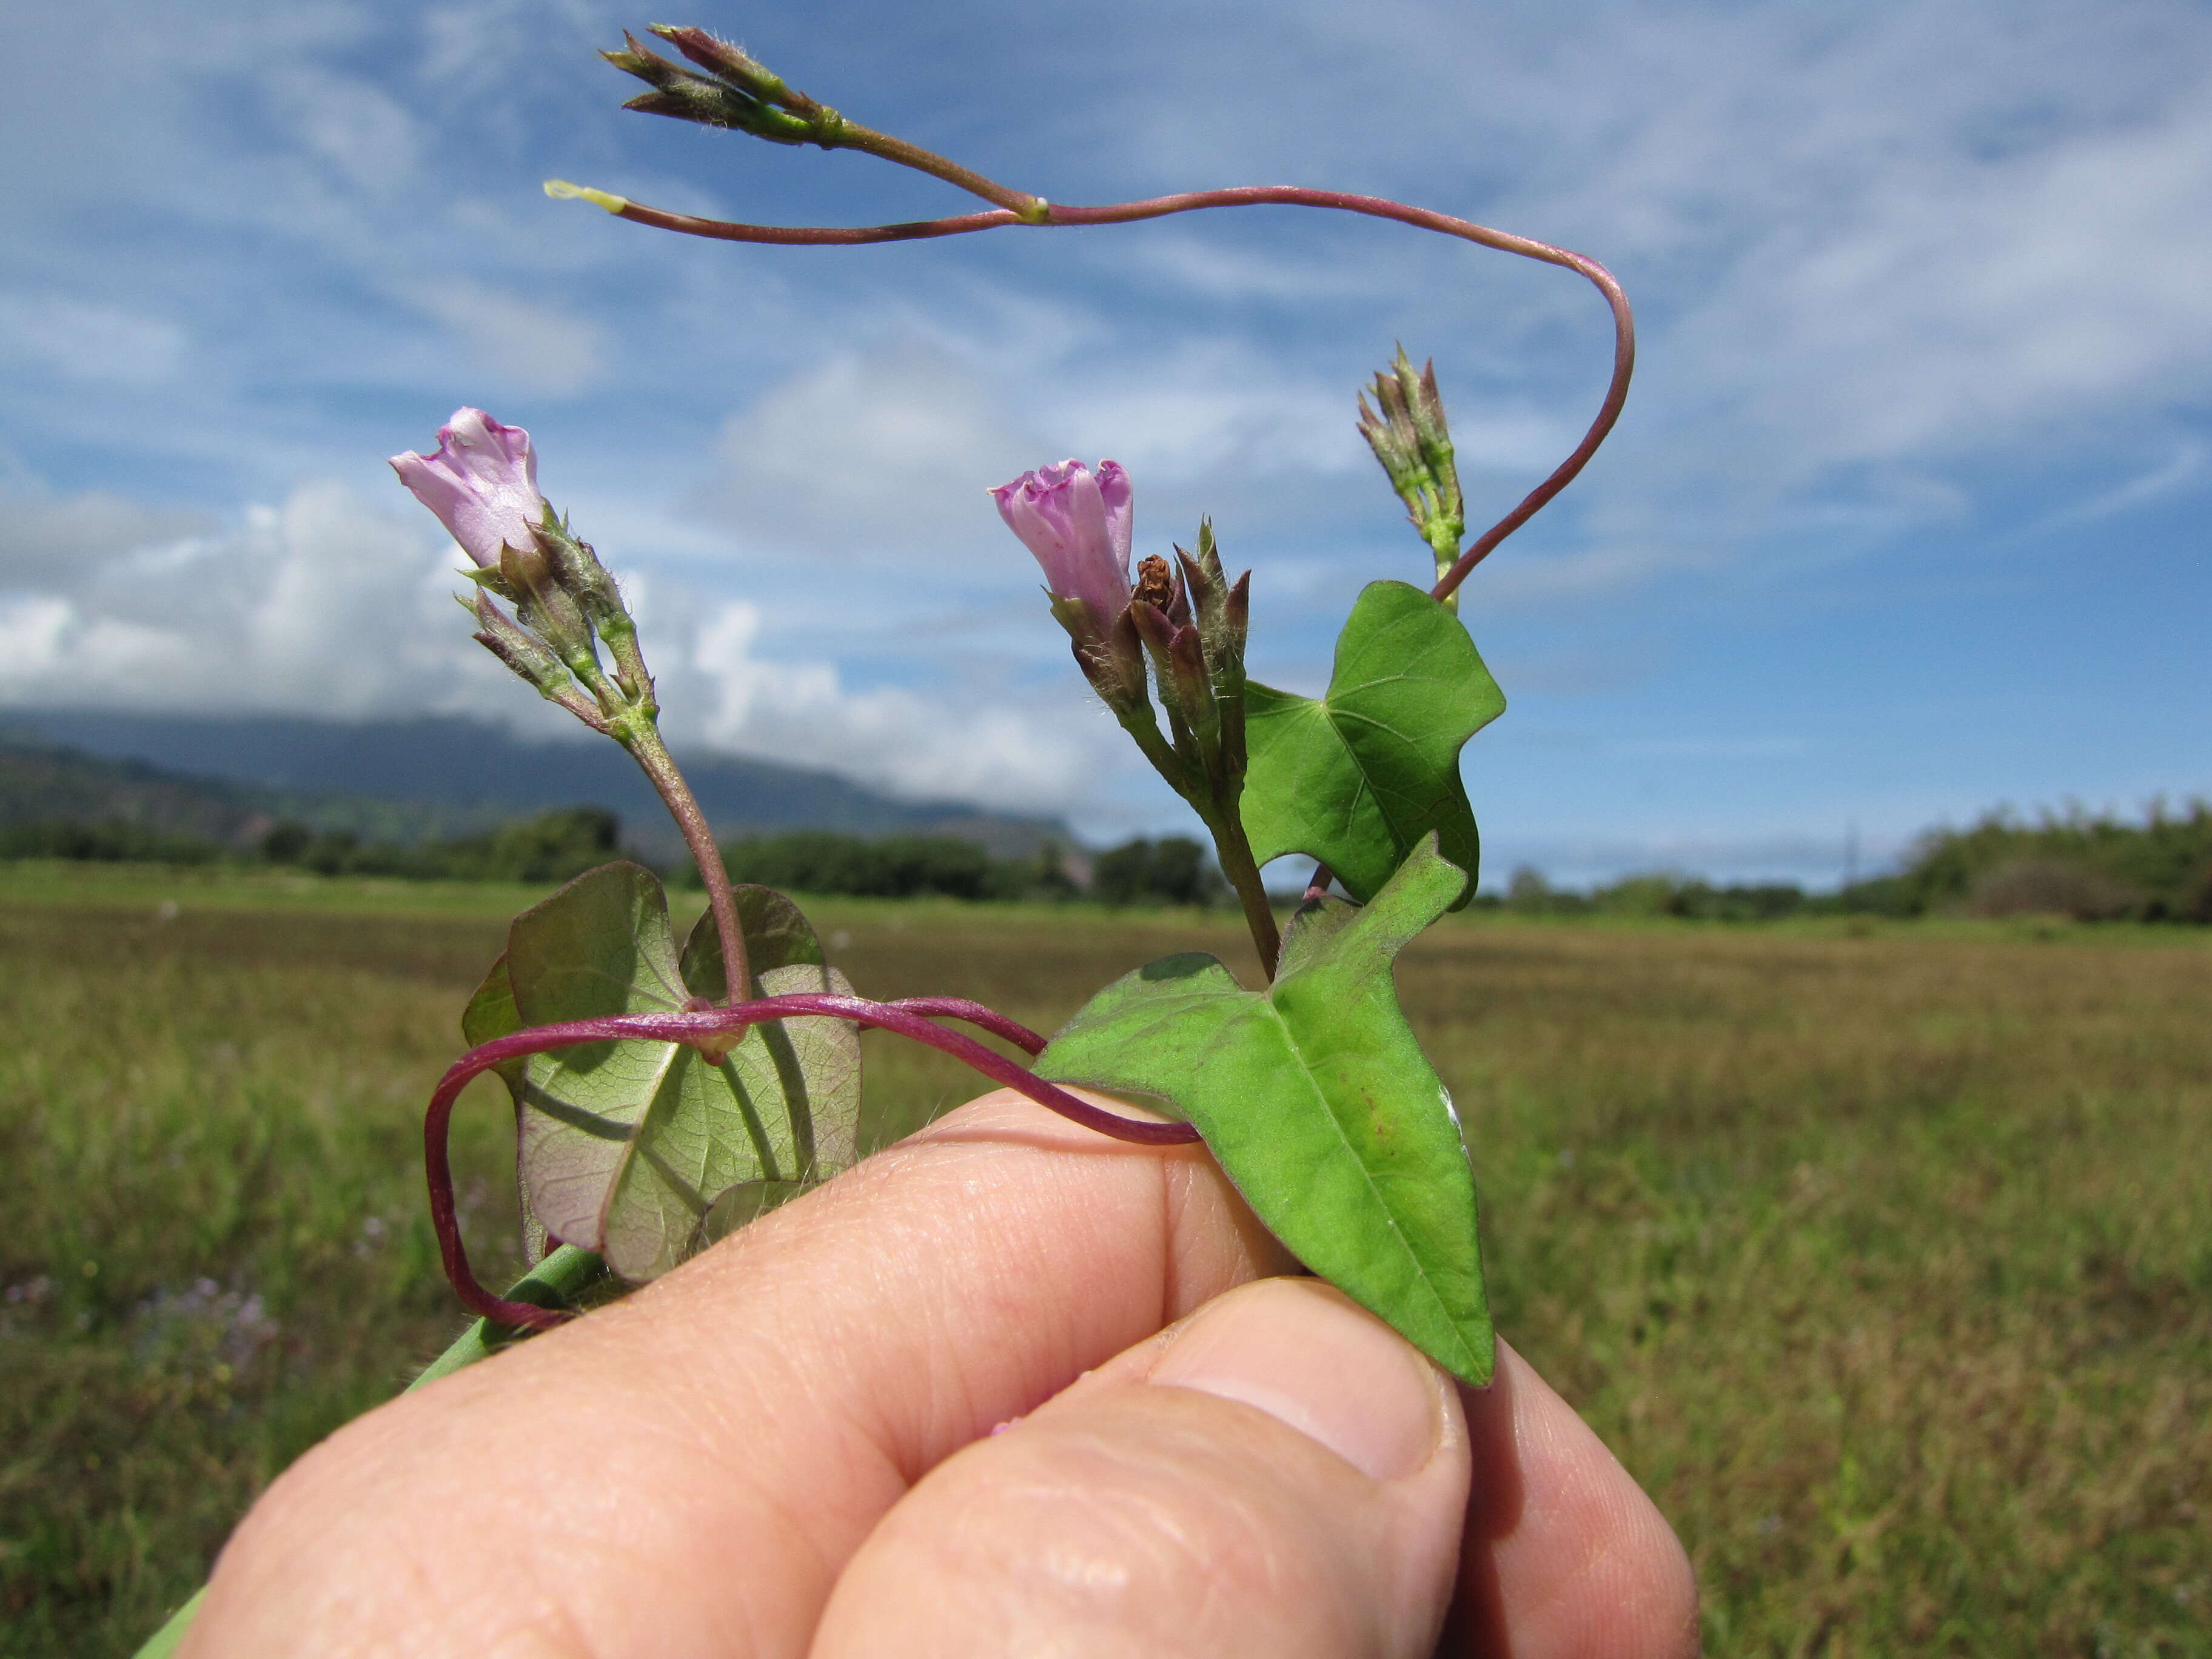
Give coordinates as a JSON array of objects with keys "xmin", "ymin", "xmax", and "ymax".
[{"xmin": 2, "ymin": 866, "xmax": 2207, "ymax": 1654}]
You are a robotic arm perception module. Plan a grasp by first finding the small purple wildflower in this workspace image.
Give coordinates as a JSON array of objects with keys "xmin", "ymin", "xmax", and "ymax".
[
  {"xmin": 990, "ymin": 458, "xmax": 1133, "ymax": 635},
  {"xmin": 389, "ymin": 408, "xmax": 546, "ymax": 568}
]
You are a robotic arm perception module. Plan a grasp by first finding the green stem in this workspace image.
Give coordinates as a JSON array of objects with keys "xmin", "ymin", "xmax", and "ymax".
[
  {"xmin": 1201, "ymin": 802, "xmax": 1281, "ymax": 981},
  {"xmin": 831, "ymin": 121, "xmax": 1048, "ymax": 220},
  {"xmin": 405, "ymin": 1245, "xmax": 609, "ymax": 1392},
  {"xmin": 130, "ymin": 1590, "xmax": 199, "ymax": 1659},
  {"xmin": 620, "ymin": 721, "xmax": 749, "ymax": 1003}
]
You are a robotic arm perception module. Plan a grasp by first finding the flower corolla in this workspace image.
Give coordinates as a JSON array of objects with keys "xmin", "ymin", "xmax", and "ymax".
[
  {"xmin": 990, "ymin": 458, "xmax": 1133, "ymax": 633},
  {"xmin": 389, "ymin": 409, "xmax": 546, "ymax": 569}
]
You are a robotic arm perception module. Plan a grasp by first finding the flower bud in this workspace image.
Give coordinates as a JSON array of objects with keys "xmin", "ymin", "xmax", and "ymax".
[
  {"xmin": 395, "ymin": 409, "xmax": 657, "ymax": 738},
  {"xmin": 992, "ymin": 458, "xmax": 1134, "ymax": 645},
  {"xmin": 602, "ymin": 30, "xmax": 823, "ymax": 145},
  {"xmin": 649, "ymin": 25, "xmax": 793, "ymax": 104},
  {"xmin": 389, "ymin": 408, "xmax": 545, "ymax": 572},
  {"xmin": 1358, "ymin": 347, "xmax": 1466, "ymax": 595},
  {"xmin": 466, "ymin": 594, "xmax": 606, "ymax": 731}
]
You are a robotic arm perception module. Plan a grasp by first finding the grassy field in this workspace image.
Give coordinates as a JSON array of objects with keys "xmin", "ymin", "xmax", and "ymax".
[{"xmin": 2, "ymin": 862, "xmax": 2207, "ymax": 1655}]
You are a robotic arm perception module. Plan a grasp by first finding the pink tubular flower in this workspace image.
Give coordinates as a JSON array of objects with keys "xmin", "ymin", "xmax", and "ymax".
[
  {"xmin": 389, "ymin": 409, "xmax": 545, "ymax": 568},
  {"xmin": 991, "ymin": 458, "xmax": 1133, "ymax": 630}
]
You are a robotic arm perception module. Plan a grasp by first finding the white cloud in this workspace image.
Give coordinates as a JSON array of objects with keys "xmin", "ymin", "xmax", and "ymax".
[
  {"xmin": 0, "ymin": 478, "xmax": 1131, "ymax": 821},
  {"xmin": 411, "ymin": 280, "xmax": 609, "ymax": 398},
  {"xmin": 2022, "ymin": 441, "xmax": 2207, "ymax": 534},
  {"xmin": 0, "ymin": 483, "xmax": 492, "ymax": 717},
  {"xmin": 1668, "ymin": 91, "xmax": 2212, "ymax": 487},
  {"xmin": 0, "ymin": 293, "xmax": 191, "ymax": 386},
  {"xmin": 1087, "ymin": 0, "xmax": 2212, "ymax": 545},
  {"xmin": 688, "ymin": 600, "xmax": 1115, "ymax": 814},
  {"xmin": 693, "ymin": 340, "xmax": 1045, "ymax": 560},
  {"xmin": 266, "ymin": 66, "xmax": 422, "ymax": 197},
  {"xmin": 0, "ymin": 492, "xmax": 213, "ymax": 589}
]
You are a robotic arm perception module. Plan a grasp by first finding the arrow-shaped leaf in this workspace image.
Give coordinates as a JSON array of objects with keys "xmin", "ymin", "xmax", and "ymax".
[
  {"xmin": 492, "ymin": 863, "xmax": 860, "ymax": 1281},
  {"xmin": 1035, "ymin": 836, "xmax": 1491, "ymax": 1384},
  {"xmin": 1241, "ymin": 579, "xmax": 1504, "ymax": 906}
]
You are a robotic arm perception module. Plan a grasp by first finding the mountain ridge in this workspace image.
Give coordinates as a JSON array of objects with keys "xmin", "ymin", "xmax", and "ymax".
[{"xmin": 0, "ymin": 710, "xmax": 1067, "ymax": 858}]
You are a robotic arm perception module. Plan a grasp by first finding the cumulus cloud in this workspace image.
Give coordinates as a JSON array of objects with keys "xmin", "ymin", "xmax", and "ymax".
[
  {"xmin": 687, "ymin": 600, "xmax": 1118, "ymax": 814},
  {"xmin": 0, "ymin": 479, "xmax": 1119, "ymax": 819},
  {"xmin": 0, "ymin": 492, "xmax": 212, "ymax": 589},
  {"xmin": 1663, "ymin": 90, "xmax": 2212, "ymax": 488},
  {"xmin": 0, "ymin": 484, "xmax": 486, "ymax": 716}
]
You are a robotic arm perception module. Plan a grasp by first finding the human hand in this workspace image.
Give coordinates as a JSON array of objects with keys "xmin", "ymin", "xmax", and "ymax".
[{"xmin": 182, "ymin": 1089, "xmax": 1698, "ymax": 1658}]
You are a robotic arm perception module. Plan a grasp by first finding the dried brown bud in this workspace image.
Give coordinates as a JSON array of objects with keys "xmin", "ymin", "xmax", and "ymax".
[{"xmin": 1132, "ymin": 554, "xmax": 1175, "ymax": 613}]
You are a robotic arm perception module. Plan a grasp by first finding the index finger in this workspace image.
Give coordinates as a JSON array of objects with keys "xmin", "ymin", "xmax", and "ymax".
[{"xmin": 184, "ymin": 1089, "xmax": 1292, "ymax": 1658}]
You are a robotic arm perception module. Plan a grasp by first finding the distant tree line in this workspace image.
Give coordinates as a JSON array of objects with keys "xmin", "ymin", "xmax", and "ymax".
[
  {"xmin": 8, "ymin": 800, "xmax": 2206, "ymax": 922},
  {"xmin": 0, "ymin": 811, "xmax": 1233, "ymax": 909},
  {"xmin": 693, "ymin": 831, "xmax": 1226, "ymax": 907},
  {"xmin": 1487, "ymin": 802, "xmax": 2212, "ymax": 924},
  {"xmin": 0, "ymin": 806, "xmax": 626, "ymax": 887},
  {"xmin": 1875, "ymin": 800, "xmax": 2212, "ymax": 922}
]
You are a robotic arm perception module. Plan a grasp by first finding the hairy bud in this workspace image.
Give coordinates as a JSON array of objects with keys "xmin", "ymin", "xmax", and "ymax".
[{"xmin": 1358, "ymin": 347, "xmax": 1466, "ymax": 600}]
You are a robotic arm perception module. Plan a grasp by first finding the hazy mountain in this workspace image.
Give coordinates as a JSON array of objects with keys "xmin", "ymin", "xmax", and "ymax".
[{"xmin": 0, "ymin": 711, "xmax": 1068, "ymax": 858}]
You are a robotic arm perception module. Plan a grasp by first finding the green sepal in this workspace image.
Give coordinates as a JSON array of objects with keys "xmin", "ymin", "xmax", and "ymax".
[
  {"xmin": 502, "ymin": 862, "xmax": 860, "ymax": 1281},
  {"xmin": 1240, "ymin": 580, "xmax": 1503, "ymax": 907},
  {"xmin": 1036, "ymin": 836, "xmax": 1492, "ymax": 1384}
]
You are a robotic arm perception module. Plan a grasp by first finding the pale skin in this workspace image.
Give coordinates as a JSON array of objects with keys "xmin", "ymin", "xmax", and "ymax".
[{"xmin": 183, "ymin": 1090, "xmax": 1701, "ymax": 1658}]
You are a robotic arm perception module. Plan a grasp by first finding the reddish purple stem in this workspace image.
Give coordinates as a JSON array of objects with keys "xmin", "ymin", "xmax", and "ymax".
[
  {"xmin": 606, "ymin": 184, "xmax": 1634, "ymax": 599},
  {"xmin": 425, "ymin": 993, "xmax": 1198, "ymax": 1330}
]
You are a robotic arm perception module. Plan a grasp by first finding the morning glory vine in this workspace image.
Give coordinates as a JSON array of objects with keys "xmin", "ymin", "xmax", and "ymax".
[
  {"xmin": 132, "ymin": 28, "xmax": 1636, "ymax": 1654},
  {"xmin": 402, "ymin": 19, "xmax": 1638, "ymax": 1378}
]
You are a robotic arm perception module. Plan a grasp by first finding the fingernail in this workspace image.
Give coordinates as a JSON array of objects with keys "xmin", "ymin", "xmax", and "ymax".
[{"xmin": 1145, "ymin": 1279, "xmax": 1445, "ymax": 1483}]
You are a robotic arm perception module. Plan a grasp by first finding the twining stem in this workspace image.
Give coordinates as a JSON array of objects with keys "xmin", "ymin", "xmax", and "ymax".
[
  {"xmin": 426, "ymin": 993, "xmax": 1199, "ymax": 1329},
  {"xmin": 577, "ymin": 186, "xmax": 1633, "ymax": 605},
  {"xmin": 565, "ymin": 129, "xmax": 1632, "ymax": 950},
  {"xmin": 620, "ymin": 722, "xmax": 749, "ymax": 1002}
]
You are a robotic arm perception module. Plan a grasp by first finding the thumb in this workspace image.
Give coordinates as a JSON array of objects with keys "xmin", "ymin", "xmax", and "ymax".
[{"xmin": 812, "ymin": 1276, "xmax": 1469, "ymax": 1658}]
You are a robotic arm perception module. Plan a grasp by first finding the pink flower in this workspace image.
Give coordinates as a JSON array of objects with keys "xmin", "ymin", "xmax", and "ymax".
[
  {"xmin": 389, "ymin": 408, "xmax": 545, "ymax": 568},
  {"xmin": 991, "ymin": 458, "xmax": 1133, "ymax": 631}
]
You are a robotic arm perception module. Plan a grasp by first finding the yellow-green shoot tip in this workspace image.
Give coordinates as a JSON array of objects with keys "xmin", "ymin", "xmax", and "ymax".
[{"xmin": 543, "ymin": 179, "xmax": 629, "ymax": 214}]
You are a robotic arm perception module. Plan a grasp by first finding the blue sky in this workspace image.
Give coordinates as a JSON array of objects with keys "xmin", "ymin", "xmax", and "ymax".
[{"xmin": 1, "ymin": 0, "xmax": 2206, "ymax": 885}]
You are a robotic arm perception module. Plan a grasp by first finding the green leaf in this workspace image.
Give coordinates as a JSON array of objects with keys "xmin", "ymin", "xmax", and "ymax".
[
  {"xmin": 1241, "ymin": 579, "xmax": 1504, "ymax": 906},
  {"xmin": 460, "ymin": 953, "xmax": 526, "ymax": 1090},
  {"xmin": 503, "ymin": 863, "xmax": 860, "ymax": 1281},
  {"xmin": 460, "ymin": 952, "xmax": 545, "ymax": 1259},
  {"xmin": 1036, "ymin": 836, "xmax": 1491, "ymax": 1384}
]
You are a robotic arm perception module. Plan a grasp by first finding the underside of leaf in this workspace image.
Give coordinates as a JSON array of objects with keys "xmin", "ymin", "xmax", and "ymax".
[{"xmin": 487, "ymin": 862, "xmax": 862, "ymax": 1281}]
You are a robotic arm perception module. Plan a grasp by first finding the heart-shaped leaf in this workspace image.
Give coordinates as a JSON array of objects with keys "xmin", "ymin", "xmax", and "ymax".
[
  {"xmin": 489, "ymin": 863, "xmax": 860, "ymax": 1280},
  {"xmin": 1035, "ymin": 836, "xmax": 1491, "ymax": 1384},
  {"xmin": 1240, "ymin": 579, "xmax": 1504, "ymax": 906}
]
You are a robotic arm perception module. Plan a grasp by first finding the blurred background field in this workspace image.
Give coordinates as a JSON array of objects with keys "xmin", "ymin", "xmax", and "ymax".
[{"xmin": 2, "ymin": 864, "xmax": 2206, "ymax": 1655}]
